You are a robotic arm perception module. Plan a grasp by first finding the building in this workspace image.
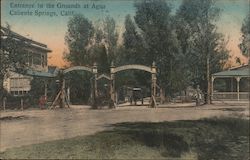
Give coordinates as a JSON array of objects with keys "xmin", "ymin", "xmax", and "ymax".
[
  {"xmin": 212, "ymin": 64, "xmax": 250, "ymax": 101},
  {"xmin": 1, "ymin": 26, "xmax": 53, "ymax": 96}
]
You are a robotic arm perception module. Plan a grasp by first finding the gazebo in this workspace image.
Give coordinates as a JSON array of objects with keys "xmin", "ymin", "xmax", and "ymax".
[{"xmin": 211, "ymin": 64, "xmax": 249, "ymax": 101}]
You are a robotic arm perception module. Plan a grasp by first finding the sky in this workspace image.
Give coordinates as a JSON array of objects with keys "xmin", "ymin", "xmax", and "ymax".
[{"xmin": 1, "ymin": 0, "xmax": 249, "ymax": 67}]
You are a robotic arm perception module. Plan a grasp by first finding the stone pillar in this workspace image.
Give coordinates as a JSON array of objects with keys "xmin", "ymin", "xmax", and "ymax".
[
  {"xmin": 110, "ymin": 62, "xmax": 115, "ymax": 105},
  {"xmin": 93, "ymin": 62, "xmax": 98, "ymax": 98},
  {"xmin": 236, "ymin": 77, "xmax": 241, "ymax": 101},
  {"xmin": 151, "ymin": 62, "xmax": 157, "ymax": 107}
]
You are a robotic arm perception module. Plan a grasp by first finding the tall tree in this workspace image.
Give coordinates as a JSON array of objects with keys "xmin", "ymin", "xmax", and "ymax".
[
  {"xmin": 0, "ymin": 25, "xmax": 27, "ymax": 98},
  {"xmin": 89, "ymin": 44, "xmax": 109, "ymax": 73},
  {"xmin": 103, "ymin": 16, "xmax": 119, "ymax": 64},
  {"xmin": 90, "ymin": 16, "xmax": 118, "ymax": 66},
  {"xmin": 64, "ymin": 15, "xmax": 95, "ymax": 103},
  {"xmin": 176, "ymin": 0, "xmax": 229, "ymax": 103},
  {"xmin": 239, "ymin": 12, "xmax": 250, "ymax": 58},
  {"xmin": 121, "ymin": 14, "xmax": 144, "ymax": 64},
  {"xmin": 134, "ymin": 0, "xmax": 183, "ymax": 96},
  {"xmin": 65, "ymin": 14, "xmax": 94, "ymax": 66},
  {"xmin": 120, "ymin": 14, "xmax": 150, "ymax": 89}
]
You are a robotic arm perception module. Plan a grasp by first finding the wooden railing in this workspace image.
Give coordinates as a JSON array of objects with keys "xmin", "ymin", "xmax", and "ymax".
[{"xmin": 212, "ymin": 92, "xmax": 249, "ymax": 100}]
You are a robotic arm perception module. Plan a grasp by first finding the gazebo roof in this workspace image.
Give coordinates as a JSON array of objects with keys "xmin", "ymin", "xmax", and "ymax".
[{"xmin": 212, "ymin": 65, "xmax": 249, "ymax": 77}]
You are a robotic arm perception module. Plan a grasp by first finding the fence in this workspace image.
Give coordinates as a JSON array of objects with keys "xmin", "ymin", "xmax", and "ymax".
[{"xmin": 212, "ymin": 92, "xmax": 249, "ymax": 100}]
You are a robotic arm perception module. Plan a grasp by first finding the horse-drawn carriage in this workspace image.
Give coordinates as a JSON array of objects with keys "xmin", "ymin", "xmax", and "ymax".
[{"xmin": 128, "ymin": 87, "xmax": 144, "ymax": 105}]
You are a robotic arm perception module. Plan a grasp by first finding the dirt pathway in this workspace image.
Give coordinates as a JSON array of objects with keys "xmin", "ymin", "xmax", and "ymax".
[{"xmin": 0, "ymin": 103, "xmax": 249, "ymax": 152}]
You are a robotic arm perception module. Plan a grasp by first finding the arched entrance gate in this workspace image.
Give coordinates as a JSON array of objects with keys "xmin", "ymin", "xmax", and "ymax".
[
  {"xmin": 110, "ymin": 62, "xmax": 157, "ymax": 107},
  {"xmin": 53, "ymin": 62, "xmax": 157, "ymax": 108}
]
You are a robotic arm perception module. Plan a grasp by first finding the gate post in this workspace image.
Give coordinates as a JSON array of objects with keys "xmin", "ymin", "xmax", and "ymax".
[
  {"xmin": 110, "ymin": 62, "xmax": 115, "ymax": 106},
  {"xmin": 3, "ymin": 97, "xmax": 6, "ymax": 111},
  {"xmin": 92, "ymin": 63, "xmax": 98, "ymax": 108},
  {"xmin": 93, "ymin": 63, "xmax": 98, "ymax": 98},
  {"xmin": 151, "ymin": 62, "xmax": 157, "ymax": 107},
  {"xmin": 60, "ymin": 78, "xmax": 66, "ymax": 108}
]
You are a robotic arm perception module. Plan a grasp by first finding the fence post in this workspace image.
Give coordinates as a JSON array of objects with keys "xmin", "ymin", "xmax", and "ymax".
[
  {"xmin": 3, "ymin": 97, "xmax": 6, "ymax": 111},
  {"xmin": 21, "ymin": 98, "xmax": 24, "ymax": 111}
]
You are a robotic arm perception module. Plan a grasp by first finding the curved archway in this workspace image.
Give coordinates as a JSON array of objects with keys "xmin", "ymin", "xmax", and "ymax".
[
  {"xmin": 57, "ymin": 65, "xmax": 97, "ymax": 108},
  {"xmin": 63, "ymin": 66, "xmax": 94, "ymax": 74},
  {"xmin": 113, "ymin": 65, "xmax": 153, "ymax": 74},
  {"xmin": 110, "ymin": 63, "xmax": 157, "ymax": 107},
  {"xmin": 54, "ymin": 63, "xmax": 157, "ymax": 109}
]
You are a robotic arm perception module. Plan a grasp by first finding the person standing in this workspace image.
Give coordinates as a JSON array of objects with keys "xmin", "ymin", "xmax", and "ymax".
[{"xmin": 39, "ymin": 95, "xmax": 47, "ymax": 109}]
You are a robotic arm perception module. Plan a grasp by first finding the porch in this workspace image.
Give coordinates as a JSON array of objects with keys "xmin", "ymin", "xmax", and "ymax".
[{"xmin": 212, "ymin": 65, "xmax": 249, "ymax": 101}]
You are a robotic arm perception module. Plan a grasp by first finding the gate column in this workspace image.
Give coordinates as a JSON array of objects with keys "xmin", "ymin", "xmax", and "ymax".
[
  {"xmin": 93, "ymin": 62, "xmax": 98, "ymax": 100},
  {"xmin": 110, "ymin": 62, "xmax": 115, "ymax": 105},
  {"xmin": 151, "ymin": 62, "xmax": 157, "ymax": 107}
]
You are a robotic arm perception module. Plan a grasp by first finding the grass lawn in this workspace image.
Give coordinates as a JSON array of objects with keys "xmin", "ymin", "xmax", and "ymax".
[{"xmin": 0, "ymin": 117, "xmax": 249, "ymax": 159}]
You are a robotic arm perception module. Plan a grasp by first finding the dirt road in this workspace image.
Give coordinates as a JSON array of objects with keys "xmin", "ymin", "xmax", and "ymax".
[{"xmin": 0, "ymin": 102, "xmax": 249, "ymax": 152}]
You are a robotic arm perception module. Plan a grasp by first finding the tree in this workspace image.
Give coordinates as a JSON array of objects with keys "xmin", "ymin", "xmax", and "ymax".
[
  {"xmin": 64, "ymin": 15, "xmax": 95, "ymax": 103},
  {"xmin": 90, "ymin": 44, "xmax": 109, "ymax": 74},
  {"xmin": 134, "ymin": 0, "xmax": 184, "ymax": 97},
  {"xmin": 176, "ymin": 0, "xmax": 229, "ymax": 104},
  {"xmin": 64, "ymin": 14, "xmax": 94, "ymax": 66},
  {"xmin": 0, "ymin": 25, "xmax": 27, "ymax": 99},
  {"xmin": 239, "ymin": 12, "xmax": 250, "ymax": 58},
  {"xmin": 121, "ymin": 14, "xmax": 145, "ymax": 65},
  {"xmin": 103, "ymin": 16, "xmax": 119, "ymax": 64},
  {"xmin": 89, "ymin": 16, "xmax": 118, "ymax": 67},
  {"xmin": 64, "ymin": 15, "xmax": 119, "ymax": 103}
]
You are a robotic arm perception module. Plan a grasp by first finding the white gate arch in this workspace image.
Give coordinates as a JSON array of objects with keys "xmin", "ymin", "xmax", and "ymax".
[
  {"xmin": 63, "ymin": 66, "xmax": 94, "ymax": 74},
  {"xmin": 113, "ymin": 64, "xmax": 154, "ymax": 74},
  {"xmin": 110, "ymin": 62, "xmax": 157, "ymax": 108}
]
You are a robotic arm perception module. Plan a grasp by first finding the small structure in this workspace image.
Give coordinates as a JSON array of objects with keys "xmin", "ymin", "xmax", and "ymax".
[{"xmin": 212, "ymin": 64, "xmax": 249, "ymax": 101}]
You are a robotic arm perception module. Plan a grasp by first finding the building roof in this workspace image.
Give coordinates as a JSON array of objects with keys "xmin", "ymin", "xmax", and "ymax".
[
  {"xmin": 1, "ymin": 26, "xmax": 52, "ymax": 52},
  {"xmin": 213, "ymin": 64, "xmax": 250, "ymax": 77},
  {"xmin": 26, "ymin": 69, "xmax": 57, "ymax": 78},
  {"xmin": 24, "ymin": 66, "xmax": 59, "ymax": 78}
]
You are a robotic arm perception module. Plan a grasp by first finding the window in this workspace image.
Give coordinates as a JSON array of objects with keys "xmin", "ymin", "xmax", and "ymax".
[
  {"xmin": 33, "ymin": 53, "xmax": 41, "ymax": 65},
  {"xmin": 41, "ymin": 55, "xmax": 45, "ymax": 67},
  {"xmin": 10, "ymin": 78, "xmax": 30, "ymax": 89}
]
